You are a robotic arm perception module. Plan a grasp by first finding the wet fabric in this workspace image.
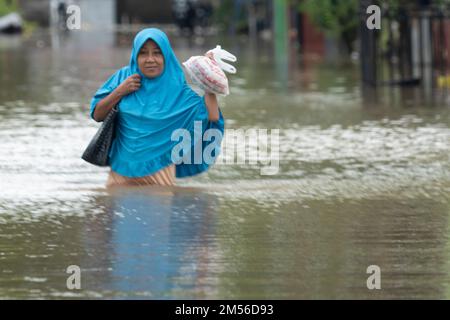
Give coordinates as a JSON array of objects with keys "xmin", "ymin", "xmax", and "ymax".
[{"xmin": 106, "ymin": 165, "xmax": 175, "ymax": 187}]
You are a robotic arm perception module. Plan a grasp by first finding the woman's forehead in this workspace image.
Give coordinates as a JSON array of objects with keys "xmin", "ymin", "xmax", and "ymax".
[{"xmin": 140, "ymin": 39, "xmax": 161, "ymax": 51}]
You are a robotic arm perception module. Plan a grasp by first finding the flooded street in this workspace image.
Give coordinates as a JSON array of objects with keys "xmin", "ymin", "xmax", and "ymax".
[{"xmin": 0, "ymin": 28, "xmax": 449, "ymax": 299}]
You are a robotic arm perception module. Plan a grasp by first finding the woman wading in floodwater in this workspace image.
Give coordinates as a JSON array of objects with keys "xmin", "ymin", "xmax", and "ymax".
[{"xmin": 90, "ymin": 28, "xmax": 224, "ymax": 187}]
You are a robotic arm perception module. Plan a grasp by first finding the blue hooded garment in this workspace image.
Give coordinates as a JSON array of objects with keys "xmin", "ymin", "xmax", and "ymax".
[{"xmin": 89, "ymin": 28, "xmax": 224, "ymax": 178}]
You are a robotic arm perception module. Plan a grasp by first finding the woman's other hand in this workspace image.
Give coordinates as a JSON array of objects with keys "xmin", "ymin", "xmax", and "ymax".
[
  {"xmin": 116, "ymin": 74, "xmax": 141, "ymax": 97},
  {"xmin": 93, "ymin": 74, "xmax": 140, "ymax": 122},
  {"xmin": 204, "ymin": 92, "xmax": 219, "ymax": 122}
]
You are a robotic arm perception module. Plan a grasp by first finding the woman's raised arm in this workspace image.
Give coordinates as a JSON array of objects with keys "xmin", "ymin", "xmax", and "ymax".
[
  {"xmin": 93, "ymin": 74, "xmax": 141, "ymax": 122},
  {"xmin": 204, "ymin": 92, "xmax": 220, "ymax": 122},
  {"xmin": 202, "ymin": 51, "xmax": 220, "ymax": 122}
]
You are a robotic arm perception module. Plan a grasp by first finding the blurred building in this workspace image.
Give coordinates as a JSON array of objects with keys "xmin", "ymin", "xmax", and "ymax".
[
  {"xmin": 359, "ymin": 0, "xmax": 450, "ymax": 89},
  {"xmin": 17, "ymin": 0, "xmax": 51, "ymax": 26},
  {"xmin": 295, "ymin": 7, "xmax": 325, "ymax": 56},
  {"xmin": 18, "ymin": 0, "xmax": 116, "ymax": 27},
  {"xmin": 116, "ymin": 0, "xmax": 172, "ymax": 24},
  {"xmin": 17, "ymin": 0, "xmax": 211, "ymax": 26}
]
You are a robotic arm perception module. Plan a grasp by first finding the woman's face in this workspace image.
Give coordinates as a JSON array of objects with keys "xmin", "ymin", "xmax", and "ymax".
[{"xmin": 137, "ymin": 40, "xmax": 164, "ymax": 78}]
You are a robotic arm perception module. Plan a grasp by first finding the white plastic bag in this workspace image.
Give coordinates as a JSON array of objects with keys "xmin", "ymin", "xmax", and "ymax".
[
  {"xmin": 207, "ymin": 45, "xmax": 237, "ymax": 74},
  {"xmin": 183, "ymin": 45, "xmax": 237, "ymax": 96}
]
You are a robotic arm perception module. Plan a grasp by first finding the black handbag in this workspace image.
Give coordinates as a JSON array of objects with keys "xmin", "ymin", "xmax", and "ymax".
[{"xmin": 81, "ymin": 105, "xmax": 118, "ymax": 166}]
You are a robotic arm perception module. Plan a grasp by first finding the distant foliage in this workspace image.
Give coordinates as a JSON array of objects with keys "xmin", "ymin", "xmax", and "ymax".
[
  {"xmin": 298, "ymin": 0, "xmax": 358, "ymax": 36},
  {"xmin": 298, "ymin": 0, "xmax": 359, "ymax": 53},
  {"xmin": 297, "ymin": 0, "xmax": 450, "ymax": 54},
  {"xmin": 0, "ymin": 0, "xmax": 17, "ymax": 17},
  {"xmin": 213, "ymin": 0, "xmax": 246, "ymax": 32}
]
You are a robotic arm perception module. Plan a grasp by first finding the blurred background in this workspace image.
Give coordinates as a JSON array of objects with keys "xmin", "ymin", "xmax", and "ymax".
[{"xmin": 0, "ymin": 0, "xmax": 449, "ymax": 299}]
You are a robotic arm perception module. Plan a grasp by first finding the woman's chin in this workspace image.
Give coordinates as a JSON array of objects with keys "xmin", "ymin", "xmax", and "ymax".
[{"xmin": 142, "ymin": 69, "xmax": 163, "ymax": 79}]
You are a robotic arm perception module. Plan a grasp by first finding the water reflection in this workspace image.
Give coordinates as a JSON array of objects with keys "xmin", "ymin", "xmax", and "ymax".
[{"xmin": 78, "ymin": 187, "xmax": 219, "ymax": 299}]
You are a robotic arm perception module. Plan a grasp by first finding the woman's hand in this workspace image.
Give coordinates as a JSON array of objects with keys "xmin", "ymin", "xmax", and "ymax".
[
  {"xmin": 93, "ymin": 74, "xmax": 140, "ymax": 122},
  {"xmin": 116, "ymin": 74, "xmax": 141, "ymax": 97}
]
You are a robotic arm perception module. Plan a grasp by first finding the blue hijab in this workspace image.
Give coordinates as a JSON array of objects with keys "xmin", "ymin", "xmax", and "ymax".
[{"xmin": 90, "ymin": 28, "xmax": 224, "ymax": 178}]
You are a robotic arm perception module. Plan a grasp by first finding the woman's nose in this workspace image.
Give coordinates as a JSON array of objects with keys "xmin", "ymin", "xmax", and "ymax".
[{"xmin": 145, "ymin": 54, "xmax": 155, "ymax": 63}]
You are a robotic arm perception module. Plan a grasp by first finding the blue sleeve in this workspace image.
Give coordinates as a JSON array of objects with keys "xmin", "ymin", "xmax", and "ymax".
[
  {"xmin": 175, "ymin": 99, "xmax": 225, "ymax": 178},
  {"xmin": 89, "ymin": 67, "xmax": 129, "ymax": 120}
]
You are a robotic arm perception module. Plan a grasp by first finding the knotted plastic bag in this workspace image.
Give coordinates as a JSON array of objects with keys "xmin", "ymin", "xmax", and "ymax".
[{"xmin": 183, "ymin": 45, "xmax": 237, "ymax": 96}]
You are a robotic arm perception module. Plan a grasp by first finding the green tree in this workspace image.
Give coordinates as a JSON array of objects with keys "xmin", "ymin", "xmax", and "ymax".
[
  {"xmin": 0, "ymin": 0, "xmax": 17, "ymax": 16},
  {"xmin": 298, "ymin": 0, "xmax": 450, "ymax": 55},
  {"xmin": 298, "ymin": 0, "xmax": 359, "ymax": 54}
]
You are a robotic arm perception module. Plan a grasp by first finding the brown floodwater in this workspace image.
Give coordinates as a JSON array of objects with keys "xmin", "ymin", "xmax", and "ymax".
[{"xmin": 0, "ymin": 27, "xmax": 449, "ymax": 299}]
